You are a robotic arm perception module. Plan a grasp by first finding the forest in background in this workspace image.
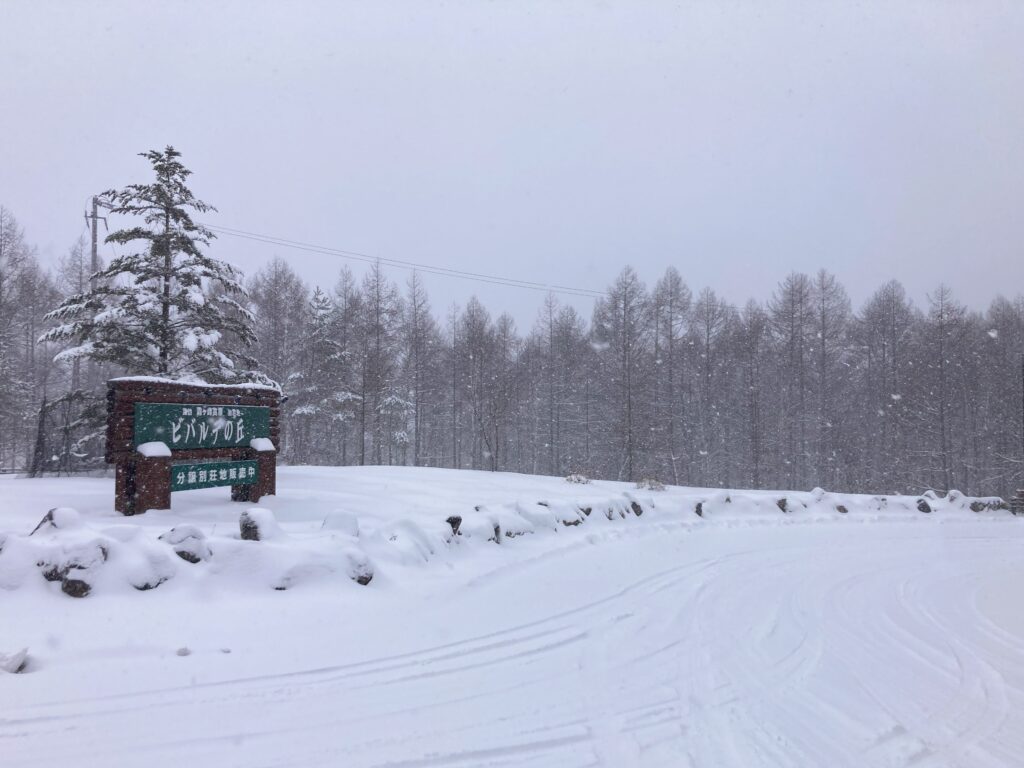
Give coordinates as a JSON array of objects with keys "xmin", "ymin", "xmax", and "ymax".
[{"xmin": 1, "ymin": 202, "xmax": 1022, "ymax": 498}]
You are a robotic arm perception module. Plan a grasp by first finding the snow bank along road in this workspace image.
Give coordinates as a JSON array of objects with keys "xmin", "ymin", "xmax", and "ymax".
[{"xmin": 2, "ymin": 467, "xmax": 1023, "ymax": 767}]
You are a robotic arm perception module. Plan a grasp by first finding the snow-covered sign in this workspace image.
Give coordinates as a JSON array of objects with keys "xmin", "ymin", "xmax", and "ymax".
[
  {"xmin": 106, "ymin": 378, "xmax": 282, "ymax": 515},
  {"xmin": 134, "ymin": 403, "xmax": 271, "ymax": 450}
]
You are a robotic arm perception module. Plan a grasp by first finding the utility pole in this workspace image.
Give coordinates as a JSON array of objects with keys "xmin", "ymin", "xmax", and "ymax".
[
  {"xmin": 86, "ymin": 196, "xmax": 108, "ymax": 287},
  {"xmin": 84, "ymin": 196, "xmax": 108, "ymax": 388},
  {"xmin": 89, "ymin": 196, "xmax": 99, "ymax": 284}
]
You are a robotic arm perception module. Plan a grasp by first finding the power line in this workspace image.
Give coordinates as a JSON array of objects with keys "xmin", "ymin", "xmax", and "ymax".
[{"xmin": 201, "ymin": 223, "xmax": 606, "ymax": 299}]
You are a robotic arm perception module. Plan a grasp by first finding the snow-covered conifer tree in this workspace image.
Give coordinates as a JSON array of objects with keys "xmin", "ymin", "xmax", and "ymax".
[{"xmin": 41, "ymin": 147, "xmax": 256, "ymax": 381}]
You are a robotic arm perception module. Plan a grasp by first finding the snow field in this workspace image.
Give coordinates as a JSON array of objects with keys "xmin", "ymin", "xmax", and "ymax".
[{"xmin": 1, "ymin": 467, "xmax": 1023, "ymax": 767}]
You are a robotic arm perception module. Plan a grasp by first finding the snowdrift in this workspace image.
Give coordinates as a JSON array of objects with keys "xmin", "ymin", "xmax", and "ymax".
[{"xmin": 0, "ymin": 466, "xmax": 1011, "ymax": 599}]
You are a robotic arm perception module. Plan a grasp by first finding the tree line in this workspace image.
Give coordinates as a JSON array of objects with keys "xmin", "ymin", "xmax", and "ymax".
[
  {"xmin": 1, "ymin": 148, "xmax": 1022, "ymax": 497},
  {"xmin": 246, "ymin": 259, "xmax": 1024, "ymax": 497}
]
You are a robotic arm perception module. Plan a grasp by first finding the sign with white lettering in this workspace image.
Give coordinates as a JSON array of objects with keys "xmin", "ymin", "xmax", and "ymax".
[
  {"xmin": 133, "ymin": 403, "xmax": 270, "ymax": 450},
  {"xmin": 171, "ymin": 460, "xmax": 259, "ymax": 491}
]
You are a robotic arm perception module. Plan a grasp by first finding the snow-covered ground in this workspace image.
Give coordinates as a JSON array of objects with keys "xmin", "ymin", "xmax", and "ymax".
[{"xmin": 2, "ymin": 466, "xmax": 1023, "ymax": 767}]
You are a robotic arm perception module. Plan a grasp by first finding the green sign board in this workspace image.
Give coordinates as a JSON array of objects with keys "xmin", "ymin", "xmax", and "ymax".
[
  {"xmin": 171, "ymin": 460, "xmax": 258, "ymax": 491},
  {"xmin": 134, "ymin": 403, "xmax": 270, "ymax": 450}
]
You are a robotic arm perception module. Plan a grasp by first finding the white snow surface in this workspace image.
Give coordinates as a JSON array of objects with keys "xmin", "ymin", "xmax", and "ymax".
[
  {"xmin": 109, "ymin": 375, "xmax": 281, "ymax": 391},
  {"xmin": 136, "ymin": 441, "xmax": 172, "ymax": 457},
  {"xmin": 1, "ymin": 466, "xmax": 1023, "ymax": 768}
]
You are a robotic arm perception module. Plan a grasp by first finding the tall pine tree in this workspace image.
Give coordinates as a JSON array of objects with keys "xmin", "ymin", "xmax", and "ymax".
[{"xmin": 42, "ymin": 147, "xmax": 256, "ymax": 381}]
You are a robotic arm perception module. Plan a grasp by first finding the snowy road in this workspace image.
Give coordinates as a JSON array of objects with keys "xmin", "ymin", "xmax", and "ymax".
[{"xmin": 4, "ymin": 514, "xmax": 1024, "ymax": 768}]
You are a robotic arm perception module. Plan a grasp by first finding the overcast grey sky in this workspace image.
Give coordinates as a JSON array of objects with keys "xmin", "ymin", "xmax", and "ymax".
[{"xmin": 1, "ymin": 1, "xmax": 1022, "ymax": 325}]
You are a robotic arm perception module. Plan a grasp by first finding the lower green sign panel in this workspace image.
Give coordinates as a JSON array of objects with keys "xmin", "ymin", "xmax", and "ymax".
[{"xmin": 171, "ymin": 460, "xmax": 258, "ymax": 491}]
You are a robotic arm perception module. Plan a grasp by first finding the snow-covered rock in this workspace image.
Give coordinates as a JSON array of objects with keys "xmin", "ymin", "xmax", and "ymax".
[
  {"xmin": 239, "ymin": 508, "xmax": 284, "ymax": 541},
  {"xmin": 0, "ymin": 647, "xmax": 28, "ymax": 674},
  {"xmin": 158, "ymin": 525, "xmax": 211, "ymax": 563}
]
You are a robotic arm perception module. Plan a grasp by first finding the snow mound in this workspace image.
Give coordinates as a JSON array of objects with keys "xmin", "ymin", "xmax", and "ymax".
[{"xmin": 0, "ymin": 647, "xmax": 28, "ymax": 674}]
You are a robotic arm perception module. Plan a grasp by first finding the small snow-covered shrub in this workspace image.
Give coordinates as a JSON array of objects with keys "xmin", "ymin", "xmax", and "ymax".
[
  {"xmin": 379, "ymin": 520, "xmax": 436, "ymax": 562},
  {"xmin": 447, "ymin": 513, "xmax": 496, "ymax": 542},
  {"xmin": 517, "ymin": 502, "xmax": 559, "ymax": 531},
  {"xmin": 119, "ymin": 545, "xmax": 176, "ymax": 591},
  {"xmin": 635, "ymin": 478, "xmax": 665, "ymax": 491},
  {"xmin": 39, "ymin": 539, "xmax": 108, "ymax": 579},
  {"xmin": 159, "ymin": 525, "xmax": 211, "ymax": 563},
  {"xmin": 36, "ymin": 538, "xmax": 111, "ymax": 598},
  {"xmin": 30, "ymin": 507, "xmax": 82, "ymax": 536},
  {"xmin": 565, "ymin": 473, "xmax": 591, "ymax": 485},
  {"xmin": 969, "ymin": 497, "xmax": 1009, "ymax": 512}
]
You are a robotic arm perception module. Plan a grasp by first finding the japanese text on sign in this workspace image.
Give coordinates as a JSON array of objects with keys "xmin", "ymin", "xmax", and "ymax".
[
  {"xmin": 170, "ymin": 460, "xmax": 259, "ymax": 491},
  {"xmin": 134, "ymin": 403, "xmax": 270, "ymax": 450}
]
